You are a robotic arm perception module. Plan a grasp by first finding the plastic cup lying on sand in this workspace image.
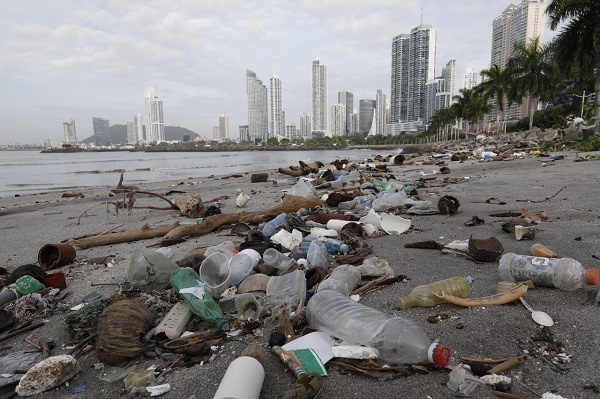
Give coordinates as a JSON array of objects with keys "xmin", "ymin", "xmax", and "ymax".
[
  {"xmin": 199, "ymin": 252, "xmax": 231, "ymax": 299},
  {"xmin": 228, "ymin": 251, "xmax": 260, "ymax": 286}
]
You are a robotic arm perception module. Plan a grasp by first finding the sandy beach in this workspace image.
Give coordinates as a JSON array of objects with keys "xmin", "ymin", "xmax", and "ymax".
[{"xmin": 1, "ymin": 146, "xmax": 599, "ymax": 399}]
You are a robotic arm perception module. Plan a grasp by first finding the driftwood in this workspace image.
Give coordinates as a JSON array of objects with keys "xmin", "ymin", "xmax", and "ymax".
[
  {"xmin": 67, "ymin": 222, "xmax": 180, "ymax": 249},
  {"xmin": 173, "ymin": 192, "xmax": 205, "ymax": 218},
  {"xmin": 66, "ymin": 195, "xmax": 321, "ymax": 249},
  {"xmin": 160, "ymin": 195, "xmax": 322, "ymax": 243},
  {"xmin": 278, "ymin": 167, "xmax": 305, "ymax": 177}
]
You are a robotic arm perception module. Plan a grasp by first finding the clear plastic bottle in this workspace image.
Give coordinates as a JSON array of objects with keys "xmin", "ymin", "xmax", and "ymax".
[
  {"xmin": 397, "ymin": 277, "xmax": 471, "ymax": 309},
  {"xmin": 371, "ymin": 191, "xmax": 409, "ymax": 212},
  {"xmin": 303, "ymin": 234, "xmax": 349, "ymax": 254},
  {"xmin": 498, "ymin": 253, "xmax": 599, "ymax": 291},
  {"xmin": 317, "ymin": 264, "xmax": 362, "ymax": 296},
  {"xmin": 330, "ymin": 172, "xmax": 361, "ymax": 189},
  {"xmin": 170, "ymin": 267, "xmax": 229, "ymax": 331},
  {"xmin": 307, "ymin": 290, "xmax": 450, "ymax": 366},
  {"xmin": 262, "ymin": 248, "xmax": 297, "ymax": 275},
  {"xmin": 306, "ymin": 240, "xmax": 328, "ymax": 269},
  {"xmin": 262, "ymin": 213, "xmax": 288, "ymax": 238}
]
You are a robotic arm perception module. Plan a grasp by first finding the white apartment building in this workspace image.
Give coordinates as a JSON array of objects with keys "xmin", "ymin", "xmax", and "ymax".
[{"xmin": 312, "ymin": 58, "xmax": 328, "ymax": 135}]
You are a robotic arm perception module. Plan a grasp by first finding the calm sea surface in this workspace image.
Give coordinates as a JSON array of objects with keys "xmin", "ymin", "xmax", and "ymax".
[{"xmin": 0, "ymin": 149, "xmax": 392, "ymax": 198}]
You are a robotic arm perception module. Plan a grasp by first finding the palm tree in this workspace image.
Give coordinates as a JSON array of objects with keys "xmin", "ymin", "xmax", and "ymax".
[
  {"xmin": 476, "ymin": 65, "xmax": 512, "ymax": 133},
  {"xmin": 466, "ymin": 95, "xmax": 493, "ymax": 134},
  {"xmin": 547, "ymin": 0, "xmax": 600, "ymax": 119},
  {"xmin": 507, "ymin": 36, "xmax": 558, "ymax": 130}
]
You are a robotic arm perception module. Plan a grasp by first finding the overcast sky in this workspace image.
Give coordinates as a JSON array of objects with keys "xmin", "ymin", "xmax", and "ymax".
[{"xmin": 0, "ymin": 0, "xmax": 558, "ymax": 144}]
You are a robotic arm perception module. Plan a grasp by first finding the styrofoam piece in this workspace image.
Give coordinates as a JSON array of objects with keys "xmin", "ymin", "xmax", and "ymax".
[
  {"xmin": 154, "ymin": 302, "xmax": 193, "ymax": 339},
  {"xmin": 359, "ymin": 209, "xmax": 383, "ymax": 230},
  {"xmin": 379, "ymin": 213, "xmax": 411, "ymax": 235},
  {"xmin": 331, "ymin": 345, "xmax": 379, "ymax": 359}
]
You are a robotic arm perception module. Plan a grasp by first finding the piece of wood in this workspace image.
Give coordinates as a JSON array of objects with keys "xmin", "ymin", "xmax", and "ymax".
[
  {"xmin": 173, "ymin": 192, "xmax": 205, "ymax": 218},
  {"xmin": 67, "ymin": 222, "xmax": 180, "ymax": 249},
  {"xmin": 0, "ymin": 322, "xmax": 45, "ymax": 344},
  {"xmin": 488, "ymin": 355, "xmax": 526, "ymax": 374}
]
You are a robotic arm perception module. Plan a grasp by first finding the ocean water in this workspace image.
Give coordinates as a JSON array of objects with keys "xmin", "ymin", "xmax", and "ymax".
[{"xmin": 0, "ymin": 149, "xmax": 390, "ymax": 198}]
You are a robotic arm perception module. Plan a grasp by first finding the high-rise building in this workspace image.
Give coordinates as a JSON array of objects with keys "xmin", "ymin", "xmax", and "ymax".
[
  {"xmin": 239, "ymin": 125, "xmax": 250, "ymax": 142},
  {"xmin": 462, "ymin": 67, "xmax": 479, "ymax": 90},
  {"xmin": 286, "ymin": 124, "xmax": 298, "ymax": 140},
  {"xmin": 144, "ymin": 87, "xmax": 165, "ymax": 143},
  {"xmin": 390, "ymin": 24, "xmax": 437, "ymax": 133},
  {"xmin": 212, "ymin": 126, "xmax": 219, "ymax": 140},
  {"xmin": 270, "ymin": 74, "xmax": 284, "ymax": 138},
  {"xmin": 300, "ymin": 113, "xmax": 311, "ymax": 138},
  {"xmin": 63, "ymin": 119, "xmax": 77, "ymax": 144},
  {"xmin": 442, "ymin": 60, "xmax": 456, "ymax": 101},
  {"xmin": 375, "ymin": 89, "xmax": 387, "ymax": 135},
  {"xmin": 312, "ymin": 58, "xmax": 328, "ymax": 135},
  {"xmin": 491, "ymin": 0, "xmax": 547, "ymax": 121},
  {"xmin": 359, "ymin": 99, "xmax": 376, "ymax": 135},
  {"xmin": 331, "ymin": 104, "xmax": 346, "ymax": 137},
  {"xmin": 127, "ymin": 113, "xmax": 144, "ymax": 144},
  {"xmin": 425, "ymin": 60, "xmax": 457, "ymax": 123},
  {"xmin": 92, "ymin": 117, "xmax": 110, "ymax": 146},
  {"xmin": 338, "ymin": 91, "xmax": 353, "ymax": 135},
  {"xmin": 219, "ymin": 114, "xmax": 230, "ymax": 141},
  {"xmin": 246, "ymin": 69, "xmax": 268, "ymax": 143}
]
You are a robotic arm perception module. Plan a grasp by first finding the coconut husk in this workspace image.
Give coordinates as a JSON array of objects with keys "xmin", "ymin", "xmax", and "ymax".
[
  {"xmin": 96, "ymin": 299, "xmax": 154, "ymax": 366},
  {"xmin": 468, "ymin": 235, "xmax": 504, "ymax": 262},
  {"xmin": 438, "ymin": 195, "xmax": 460, "ymax": 215}
]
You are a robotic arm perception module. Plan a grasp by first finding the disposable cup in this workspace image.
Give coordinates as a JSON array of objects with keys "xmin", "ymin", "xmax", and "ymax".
[
  {"xmin": 236, "ymin": 192, "xmax": 251, "ymax": 207},
  {"xmin": 228, "ymin": 252, "xmax": 259, "ymax": 286},
  {"xmin": 199, "ymin": 252, "xmax": 231, "ymax": 299}
]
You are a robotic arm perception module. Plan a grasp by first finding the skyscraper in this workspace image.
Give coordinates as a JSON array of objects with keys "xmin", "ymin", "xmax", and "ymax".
[
  {"xmin": 462, "ymin": 67, "xmax": 479, "ymax": 90},
  {"xmin": 331, "ymin": 104, "xmax": 346, "ymax": 137},
  {"xmin": 375, "ymin": 89, "xmax": 387, "ymax": 135},
  {"xmin": 144, "ymin": 87, "xmax": 165, "ymax": 143},
  {"xmin": 246, "ymin": 69, "xmax": 268, "ymax": 143},
  {"xmin": 63, "ymin": 119, "xmax": 77, "ymax": 144},
  {"xmin": 270, "ymin": 74, "xmax": 284, "ymax": 138},
  {"xmin": 127, "ymin": 113, "xmax": 144, "ymax": 145},
  {"xmin": 390, "ymin": 24, "xmax": 437, "ymax": 132},
  {"xmin": 359, "ymin": 99, "xmax": 376, "ymax": 135},
  {"xmin": 312, "ymin": 58, "xmax": 328, "ymax": 135},
  {"xmin": 300, "ymin": 113, "xmax": 311, "ymax": 139},
  {"xmin": 491, "ymin": 0, "xmax": 547, "ymax": 120},
  {"xmin": 92, "ymin": 117, "xmax": 110, "ymax": 146},
  {"xmin": 425, "ymin": 60, "xmax": 457, "ymax": 123},
  {"xmin": 338, "ymin": 91, "xmax": 353, "ymax": 136},
  {"xmin": 219, "ymin": 114, "xmax": 230, "ymax": 141}
]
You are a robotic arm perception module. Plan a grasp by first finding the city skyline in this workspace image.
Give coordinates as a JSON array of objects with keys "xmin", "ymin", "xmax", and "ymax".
[{"xmin": 0, "ymin": 1, "xmax": 559, "ymax": 144}]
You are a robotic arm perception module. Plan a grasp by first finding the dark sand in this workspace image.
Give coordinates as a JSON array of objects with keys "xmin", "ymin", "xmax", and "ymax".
[{"xmin": 0, "ymin": 148, "xmax": 599, "ymax": 399}]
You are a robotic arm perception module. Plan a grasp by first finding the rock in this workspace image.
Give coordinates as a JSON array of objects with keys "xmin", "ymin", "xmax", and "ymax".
[{"xmin": 15, "ymin": 355, "xmax": 79, "ymax": 396}]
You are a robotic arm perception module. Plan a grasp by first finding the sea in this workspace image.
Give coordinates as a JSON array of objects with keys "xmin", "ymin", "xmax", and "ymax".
[{"xmin": 0, "ymin": 148, "xmax": 394, "ymax": 198}]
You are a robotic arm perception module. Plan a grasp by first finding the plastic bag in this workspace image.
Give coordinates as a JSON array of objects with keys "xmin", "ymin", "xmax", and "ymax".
[{"xmin": 128, "ymin": 248, "xmax": 179, "ymax": 291}]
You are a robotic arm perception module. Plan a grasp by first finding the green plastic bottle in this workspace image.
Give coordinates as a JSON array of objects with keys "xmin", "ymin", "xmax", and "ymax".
[
  {"xmin": 170, "ymin": 267, "xmax": 229, "ymax": 331},
  {"xmin": 397, "ymin": 277, "xmax": 471, "ymax": 309}
]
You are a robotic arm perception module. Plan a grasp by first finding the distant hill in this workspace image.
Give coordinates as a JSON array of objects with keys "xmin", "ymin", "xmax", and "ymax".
[{"xmin": 80, "ymin": 125, "xmax": 199, "ymax": 144}]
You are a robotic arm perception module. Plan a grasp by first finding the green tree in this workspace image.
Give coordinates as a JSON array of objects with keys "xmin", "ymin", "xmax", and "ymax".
[
  {"xmin": 452, "ymin": 88, "xmax": 477, "ymax": 132},
  {"xmin": 476, "ymin": 64, "xmax": 512, "ymax": 132},
  {"xmin": 547, "ymin": 0, "xmax": 600, "ymax": 119},
  {"xmin": 507, "ymin": 36, "xmax": 558, "ymax": 130}
]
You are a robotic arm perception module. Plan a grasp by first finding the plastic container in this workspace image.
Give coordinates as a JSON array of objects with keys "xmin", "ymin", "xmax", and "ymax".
[
  {"xmin": 330, "ymin": 172, "xmax": 361, "ymax": 189},
  {"xmin": 397, "ymin": 277, "xmax": 471, "ymax": 309},
  {"xmin": 317, "ymin": 264, "xmax": 361, "ymax": 296},
  {"xmin": 170, "ymin": 267, "xmax": 229, "ymax": 331},
  {"xmin": 307, "ymin": 290, "xmax": 450, "ymax": 366},
  {"xmin": 15, "ymin": 276, "xmax": 45, "ymax": 295},
  {"xmin": 262, "ymin": 213, "xmax": 288, "ymax": 238},
  {"xmin": 128, "ymin": 248, "xmax": 180, "ymax": 291},
  {"xmin": 498, "ymin": 253, "xmax": 599, "ymax": 291},
  {"xmin": 235, "ymin": 293, "xmax": 262, "ymax": 320},
  {"xmin": 204, "ymin": 241, "xmax": 238, "ymax": 260},
  {"xmin": 228, "ymin": 250, "xmax": 260, "ymax": 286},
  {"xmin": 303, "ymin": 234, "xmax": 349, "ymax": 254},
  {"xmin": 213, "ymin": 356, "xmax": 264, "ymax": 399},
  {"xmin": 371, "ymin": 191, "xmax": 409, "ymax": 212},
  {"xmin": 263, "ymin": 248, "xmax": 297, "ymax": 275},
  {"xmin": 43, "ymin": 272, "xmax": 67, "ymax": 290},
  {"xmin": 199, "ymin": 253, "xmax": 231, "ymax": 299},
  {"xmin": 306, "ymin": 240, "xmax": 328, "ymax": 269},
  {"xmin": 265, "ymin": 270, "xmax": 307, "ymax": 316}
]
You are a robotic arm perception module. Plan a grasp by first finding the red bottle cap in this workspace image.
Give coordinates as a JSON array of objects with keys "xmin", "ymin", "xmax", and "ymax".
[
  {"xmin": 585, "ymin": 269, "xmax": 599, "ymax": 285},
  {"xmin": 429, "ymin": 343, "xmax": 451, "ymax": 366}
]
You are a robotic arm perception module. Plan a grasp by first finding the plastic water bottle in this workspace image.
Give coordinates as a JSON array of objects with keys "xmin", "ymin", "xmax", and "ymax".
[
  {"xmin": 170, "ymin": 267, "xmax": 230, "ymax": 331},
  {"xmin": 306, "ymin": 290, "xmax": 450, "ymax": 366},
  {"xmin": 371, "ymin": 191, "xmax": 409, "ymax": 212},
  {"xmin": 302, "ymin": 234, "xmax": 349, "ymax": 254},
  {"xmin": 306, "ymin": 240, "xmax": 328, "ymax": 268},
  {"xmin": 262, "ymin": 248, "xmax": 297, "ymax": 275},
  {"xmin": 262, "ymin": 213, "xmax": 288, "ymax": 238},
  {"xmin": 330, "ymin": 172, "xmax": 361, "ymax": 189},
  {"xmin": 397, "ymin": 277, "xmax": 471, "ymax": 309},
  {"xmin": 498, "ymin": 253, "xmax": 599, "ymax": 291},
  {"xmin": 316, "ymin": 264, "xmax": 361, "ymax": 296}
]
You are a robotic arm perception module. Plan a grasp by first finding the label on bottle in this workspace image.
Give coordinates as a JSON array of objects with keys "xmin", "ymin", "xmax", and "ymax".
[
  {"xmin": 179, "ymin": 286, "xmax": 206, "ymax": 299},
  {"xmin": 530, "ymin": 257, "xmax": 550, "ymax": 267}
]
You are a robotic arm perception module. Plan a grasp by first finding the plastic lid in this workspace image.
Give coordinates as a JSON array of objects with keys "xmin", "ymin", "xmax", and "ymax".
[
  {"xmin": 428, "ymin": 343, "xmax": 450, "ymax": 367},
  {"xmin": 585, "ymin": 269, "xmax": 599, "ymax": 285}
]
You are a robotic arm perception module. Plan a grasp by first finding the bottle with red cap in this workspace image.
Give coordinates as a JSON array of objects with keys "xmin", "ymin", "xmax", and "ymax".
[
  {"xmin": 306, "ymin": 290, "xmax": 450, "ymax": 366},
  {"xmin": 498, "ymin": 253, "xmax": 599, "ymax": 291}
]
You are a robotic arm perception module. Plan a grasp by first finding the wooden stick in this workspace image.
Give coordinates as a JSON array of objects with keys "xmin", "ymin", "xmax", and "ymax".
[
  {"xmin": 493, "ymin": 391, "xmax": 536, "ymax": 399},
  {"xmin": 67, "ymin": 222, "xmax": 180, "ymax": 249},
  {"xmin": 488, "ymin": 355, "xmax": 526, "ymax": 374},
  {"xmin": 68, "ymin": 333, "xmax": 98, "ymax": 356},
  {"xmin": 0, "ymin": 322, "xmax": 45, "ymax": 344},
  {"xmin": 461, "ymin": 356, "xmax": 515, "ymax": 364},
  {"xmin": 99, "ymin": 224, "xmax": 124, "ymax": 236},
  {"xmin": 351, "ymin": 275, "xmax": 389, "ymax": 296}
]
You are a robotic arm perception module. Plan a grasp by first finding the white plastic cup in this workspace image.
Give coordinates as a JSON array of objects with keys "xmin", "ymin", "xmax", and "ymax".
[
  {"xmin": 213, "ymin": 356, "xmax": 264, "ymax": 399},
  {"xmin": 236, "ymin": 192, "xmax": 251, "ymax": 207},
  {"xmin": 229, "ymin": 252, "xmax": 259, "ymax": 286},
  {"xmin": 239, "ymin": 248, "xmax": 261, "ymax": 265},
  {"xmin": 199, "ymin": 252, "xmax": 231, "ymax": 299},
  {"xmin": 326, "ymin": 219, "xmax": 353, "ymax": 232}
]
